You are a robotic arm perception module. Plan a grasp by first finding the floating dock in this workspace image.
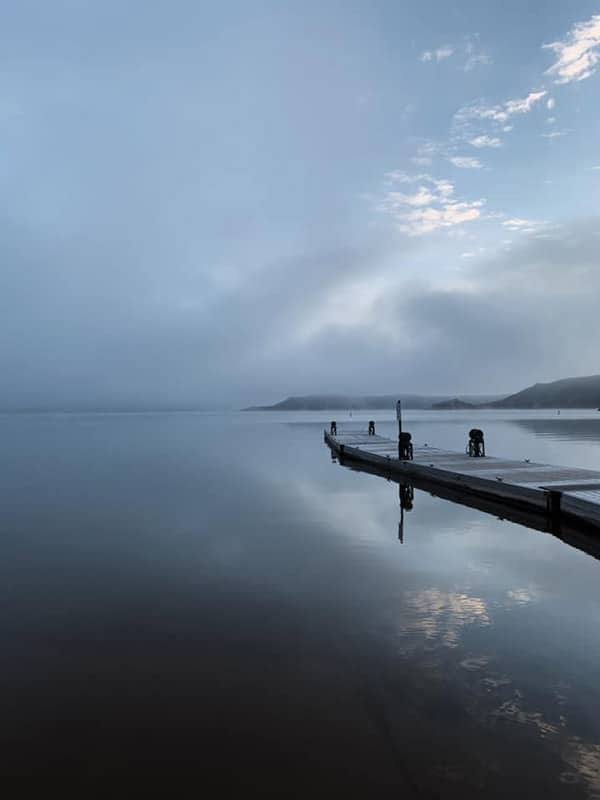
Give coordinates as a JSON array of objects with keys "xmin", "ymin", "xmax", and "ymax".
[{"xmin": 324, "ymin": 430, "xmax": 600, "ymax": 531}]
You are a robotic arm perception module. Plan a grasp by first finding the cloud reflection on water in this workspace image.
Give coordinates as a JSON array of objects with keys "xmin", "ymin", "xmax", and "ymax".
[{"xmin": 400, "ymin": 588, "xmax": 491, "ymax": 647}]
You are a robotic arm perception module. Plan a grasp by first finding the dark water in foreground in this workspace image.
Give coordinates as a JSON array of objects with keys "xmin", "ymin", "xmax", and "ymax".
[{"xmin": 2, "ymin": 409, "xmax": 600, "ymax": 795}]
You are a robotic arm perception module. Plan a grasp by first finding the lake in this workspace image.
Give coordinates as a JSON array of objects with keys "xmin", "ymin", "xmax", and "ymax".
[{"xmin": 1, "ymin": 409, "xmax": 600, "ymax": 795}]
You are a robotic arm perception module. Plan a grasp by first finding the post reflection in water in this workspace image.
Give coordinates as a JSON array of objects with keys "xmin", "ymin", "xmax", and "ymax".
[{"xmin": 398, "ymin": 483, "xmax": 414, "ymax": 543}]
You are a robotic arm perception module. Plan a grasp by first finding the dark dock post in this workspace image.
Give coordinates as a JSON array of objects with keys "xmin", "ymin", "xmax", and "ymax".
[
  {"xmin": 397, "ymin": 399, "xmax": 402, "ymax": 459},
  {"xmin": 397, "ymin": 399, "xmax": 413, "ymax": 460},
  {"xmin": 399, "ymin": 432, "xmax": 413, "ymax": 460},
  {"xmin": 468, "ymin": 428, "xmax": 485, "ymax": 457}
]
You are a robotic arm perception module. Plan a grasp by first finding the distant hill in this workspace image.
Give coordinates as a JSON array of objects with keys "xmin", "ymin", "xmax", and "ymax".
[
  {"xmin": 246, "ymin": 375, "xmax": 600, "ymax": 411},
  {"xmin": 489, "ymin": 375, "xmax": 600, "ymax": 409},
  {"xmin": 431, "ymin": 398, "xmax": 475, "ymax": 410},
  {"xmin": 245, "ymin": 393, "xmax": 505, "ymax": 411}
]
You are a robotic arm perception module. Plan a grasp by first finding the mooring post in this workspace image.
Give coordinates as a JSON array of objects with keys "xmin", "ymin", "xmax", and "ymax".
[
  {"xmin": 399, "ymin": 432, "xmax": 413, "ymax": 460},
  {"xmin": 467, "ymin": 428, "xmax": 485, "ymax": 457},
  {"xmin": 396, "ymin": 399, "xmax": 413, "ymax": 460}
]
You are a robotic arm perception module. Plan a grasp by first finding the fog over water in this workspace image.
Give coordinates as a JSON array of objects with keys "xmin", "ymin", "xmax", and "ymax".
[{"xmin": 3, "ymin": 409, "xmax": 600, "ymax": 794}]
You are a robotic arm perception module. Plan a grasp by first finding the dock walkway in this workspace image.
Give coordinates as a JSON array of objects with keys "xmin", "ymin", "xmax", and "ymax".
[{"xmin": 324, "ymin": 430, "xmax": 600, "ymax": 530}]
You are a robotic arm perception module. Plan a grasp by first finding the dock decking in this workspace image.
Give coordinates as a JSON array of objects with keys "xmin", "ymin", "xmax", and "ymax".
[{"xmin": 324, "ymin": 430, "xmax": 600, "ymax": 530}]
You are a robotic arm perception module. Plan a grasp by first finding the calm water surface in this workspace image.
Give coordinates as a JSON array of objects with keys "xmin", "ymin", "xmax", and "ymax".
[{"xmin": 2, "ymin": 409, "xmax": 600, "ymax": 795}]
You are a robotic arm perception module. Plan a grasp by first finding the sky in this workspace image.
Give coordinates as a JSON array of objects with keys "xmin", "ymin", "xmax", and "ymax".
[{"xmin": 1, "ymin": 0, "xmax": 600, "ymax": 408}]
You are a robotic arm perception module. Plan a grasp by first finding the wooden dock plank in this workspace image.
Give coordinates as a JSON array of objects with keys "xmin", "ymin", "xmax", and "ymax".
[{"xmin": 324, "ymin": 430, "xmax": 600, "ymax": 531}]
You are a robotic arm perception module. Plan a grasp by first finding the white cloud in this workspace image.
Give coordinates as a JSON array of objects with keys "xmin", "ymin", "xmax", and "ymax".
[
  {"xmin": 397, "ymin": 201, "xmax": 484, "ymax": 235},
  {"xmin": 459, "ymin": 91, "xmax": 547, "ymax": 126},
  {"xmin": 378, "ymin": 172, "xmax": 484, "ymax": 236},
  {"xmin": 466, "ymin": 105, "xmax": 510, "ymax": 124},
  {"xmin": 470, "ymin": 135, "xmax": 502, "ymax": 148},
  {"xmin": 386, "ymin": 187, "xmax": 436, "ymax": 207},
  {"xmin": 547, "ymin": 97, "xmax": 555, "ymax": 110},
  {"xmin": 542, "ymin": 130, "xmax": 566, "ymax": 139},
  {"xmin": 422, "ymin": 35, "xmax": 490, "ymax": 70},
  {"xmin": 592, "ymin": 166, "xmax": 600, "ymax": 170},
  {"xmin": 449, "ymin": 156, "xmax": 483, "ymax": 168},
  {"xmin": 436, "ymin": 45, "xmax": 454, "ymax": 61},
  {"xmin": 544, "ymin": 14, "xmax": 600, "ymax": 84},
  {"xmin": 547, "ymin": 117, "xmax": 556, "ymax": 124},
  {"xmin": 504, "ymin": 90, "xmax": 547, "ymax": 115},
  {"xmin": 435, "ymin": 178, "xmax": 454, "ymax": 198},
  {"xmin": 411, "ymin": 156, "xmax": 432, "ymax": 166},
  {"xmin": 502, "ymin": 218, "xmax": 546, "ymax": 233},
  {"xmin": 420, "ymin": 45, "xmax": 454, "ymax": 63}
]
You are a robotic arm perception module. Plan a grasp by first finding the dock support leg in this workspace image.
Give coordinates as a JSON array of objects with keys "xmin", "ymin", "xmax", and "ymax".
[{"xmin": 546, "ymin": 490, "xmax": 562, "ymax": 520}]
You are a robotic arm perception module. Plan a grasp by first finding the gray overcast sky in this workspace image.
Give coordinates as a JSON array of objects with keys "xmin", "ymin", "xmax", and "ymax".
[{"xmin": 2, "ymin": 0, "xmax": 600, "ymax": 408}]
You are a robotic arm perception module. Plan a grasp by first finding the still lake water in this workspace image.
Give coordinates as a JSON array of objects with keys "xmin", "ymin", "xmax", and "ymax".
[{"xmin": 2, "ymin": 409, "xmax": 600, "ymax": 794}]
